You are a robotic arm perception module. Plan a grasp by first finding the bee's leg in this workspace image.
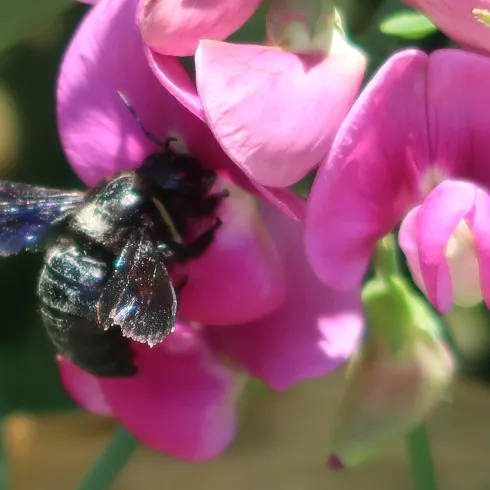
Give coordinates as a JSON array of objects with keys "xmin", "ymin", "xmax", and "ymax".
[
  {"xmin": 172, "ymin": 218, "xmax": 222, "ymax": 261},
  {"xmin": 175, "ymin": 276, "xmax": 188, "ymax": 295}
]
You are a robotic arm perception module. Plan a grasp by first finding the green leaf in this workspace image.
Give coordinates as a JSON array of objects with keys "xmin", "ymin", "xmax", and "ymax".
[{"xmin": 379, "ymin": 10, "xmax": 438, "ymax": 39}]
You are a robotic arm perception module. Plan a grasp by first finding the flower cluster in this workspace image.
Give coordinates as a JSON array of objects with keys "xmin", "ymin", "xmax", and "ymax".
[
  {"xmin": 57, "ymin": 0, "xmax": 365, "ymax": 460},
  {"xmin": 58, "ymin": 0, "xmax": 484, "ymax": 467}
]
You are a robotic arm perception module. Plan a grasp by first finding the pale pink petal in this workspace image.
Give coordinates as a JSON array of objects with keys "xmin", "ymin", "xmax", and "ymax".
[
  {"xmin": 416, "ymin": 180, "xmax": 476, "ymax": 313},
  {"xmin": 196, "ymin": 34, "xmax": 366, "ymax": 187},
  {"xmin": 463, "ymin": 187, "xmax": 490, "ymax": 308},
  {"xmin": 57, "ymin": 0, "xmax": 206, "ymax": 186},
  {"xmin": 61, "ymin": 323, "xmax": 244, "ymax": 461},
  {"xmin": 139, "ymin": 0, "xmax": 262, "ymax": 56},
  {"xmin": 208, "ymin": 202, "xmax": 364, "ymax": 391},
  {"xmin": 305, "ymin": 49, "xmax": 430, "ymax": 290},
  {"xmin": 427, "ymin": 49, "xmax": 490, "ymax": 187},
  {"xmin": 404, "ymin": 0, "xmax": 490, "ymax": 54},
  {"xmin": 57, "ymin": 356, "xmax": 112, "ymax": 416},
  {"xmin": 178, "ymin": 183, "xmax": 286, "ymax": 325}
]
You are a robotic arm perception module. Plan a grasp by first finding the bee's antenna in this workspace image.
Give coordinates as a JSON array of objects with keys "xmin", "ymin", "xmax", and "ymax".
[{"xmin": 117, "ymin": 90, "xmax": 170, "ymax": 152}]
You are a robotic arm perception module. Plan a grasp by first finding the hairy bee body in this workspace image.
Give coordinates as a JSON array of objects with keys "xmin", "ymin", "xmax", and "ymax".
[
  {"xmin": 38, "ymin": 240, "xmax": 135, "ymax": 376},
  {"xmin": 0, "ymin": 148, "xmax": 224, "ymax": 377}
]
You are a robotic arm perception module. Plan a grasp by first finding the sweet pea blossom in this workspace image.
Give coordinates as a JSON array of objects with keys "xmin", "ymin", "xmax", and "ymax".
[
  {"xmin": 305, "ymin": 48, "xmax": 490, "ymax": 315},
  {"xmin": 404, "ymin": 0, "xmax": 490, "ymax": 54},
  {"xmin": 143, "ymin": 0, "xmax": 366, "ymax": 188},
  {"xmin": 56, "ymin": 0, "xmax": 364, "ymax": 460}
]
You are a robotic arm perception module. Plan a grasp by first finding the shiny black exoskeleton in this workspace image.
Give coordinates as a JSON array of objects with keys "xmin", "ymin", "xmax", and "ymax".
[{"xmin": 0, "ymin": 98, "xmax": 226, "ymax": 377}]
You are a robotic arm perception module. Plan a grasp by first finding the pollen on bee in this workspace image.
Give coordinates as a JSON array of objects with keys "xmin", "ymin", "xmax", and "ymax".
[{"xmin": 152, "ymin": 197, "xmax": 183, "ymax": 244}]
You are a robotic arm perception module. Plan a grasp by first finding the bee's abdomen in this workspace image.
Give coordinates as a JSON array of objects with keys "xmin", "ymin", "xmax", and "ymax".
[{"xmin": 38, "ymin": 239, "xmax": 136, "ymax": 377}]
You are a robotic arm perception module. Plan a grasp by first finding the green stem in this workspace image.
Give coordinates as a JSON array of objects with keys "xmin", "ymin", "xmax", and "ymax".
[
  {"xmin": 375, "ymin": 234, "xmax": 400, "ymax": 280},
  {"xmin": 78, "ymin": 425, "xmax": 138, "ymax": 490},
  {"xmin": 406, "ymin": 425, "xmax": 438, "ymax": 490}
]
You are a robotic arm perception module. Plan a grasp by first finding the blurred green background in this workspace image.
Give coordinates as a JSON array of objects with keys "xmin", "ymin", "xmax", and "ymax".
[
  {"xmin": 2, "ymin": 1, "xmax": 490, "ymax": 489},
  {"xmin": 0, "ymin": 0, "xmax": 489, "ymax": 463}
]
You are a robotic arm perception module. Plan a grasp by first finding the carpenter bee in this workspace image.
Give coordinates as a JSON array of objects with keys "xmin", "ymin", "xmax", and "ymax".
[{"xmin": 0, "ymin": 94, "xmax": 226, "ymax": 377}]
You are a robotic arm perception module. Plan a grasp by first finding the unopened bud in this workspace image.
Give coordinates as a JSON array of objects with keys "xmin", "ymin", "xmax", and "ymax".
[
  {"xmin": 266, "ymin": 0, "xmax": 339, "ymax": 55},
  {"xmin": 328, "ymin": 277, "xmax": 456, "ymax": 468}
]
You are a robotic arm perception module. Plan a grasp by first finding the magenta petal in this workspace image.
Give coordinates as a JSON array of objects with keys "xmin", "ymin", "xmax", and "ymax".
[
  {"xmin": 208, "ymin": 203, "xmax": 364, "ymax": 391},
  {"xmin": 404, "ymin": 0, "xmax": 490, "ymax": 54},
  {"xmin": 196, "ymin": 37, "xmax": 366, "ymax": 187},
  {"xmin": 57, "ymin": 0, "xmax": 205, "ymax": 186},
  {"xmin": 305, "ymin": 49, "xmax": 430, "ymax": 290},
  {"xmin": 57, "ymin": 356, "xmax": 112, "ymax": 416},
  {"xmin": 103, "ymin": 326, "xmax": 243, "ymax": 460},
  {"xmin": 416, "ymin": 180, "xmax": 476, "ymax": 314},
  {"xmin": 427, "ymin": 49, "xmax": 490, "ymax": 187},
  {"xmin": 179, "ymin": 184, "xmax": 286, "ymax": 325},
  {"xmin": 398, "ymin": 206, "xmax": 426, "ymax": 293},
  {"xmin": 139, "ymin": 0, "xmax": 262, "ymax": 56},
  {"xmin": 62, "ymin": 324, "xmax": 243, "ymax": 460}
]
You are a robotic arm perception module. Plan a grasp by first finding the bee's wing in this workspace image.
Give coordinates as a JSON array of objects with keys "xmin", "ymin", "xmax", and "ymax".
[
  {"xmin": 97, "ymin": 226, "xmax": 177, "ymax": 347},
  {"xmin": 0, "ymin": 181, "xmax": 85, "ymax": 256}
]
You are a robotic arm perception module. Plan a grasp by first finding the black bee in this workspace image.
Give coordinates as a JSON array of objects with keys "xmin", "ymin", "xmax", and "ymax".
[{"xmin": 0, "ymin": 94, "xmax": 226, "ymax": 377}]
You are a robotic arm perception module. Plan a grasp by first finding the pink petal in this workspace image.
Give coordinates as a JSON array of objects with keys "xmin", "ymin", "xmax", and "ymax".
[
  {"xmin": 305, "ymin": 49, "xmax": 430, "ymax": 290},
  {"xmin": 416, "ymin": 180, "xmax": 476, "ymax": 313},
  {"xmin": 178, "ymin": 183, "xmax": 286, "ymax": 325},
  {"xmin": 398, "ymin": 206, "xmax": 426, "ymax": 293},
  {"xmin": 208, "ymin": 202, "xmax": 364, "ymax": 391},
  {"xmin": 57, "ymin": 0, "xmax": 206, "ymax": 186},
  {"xmin": 60, "ymin": 323, "xmax": 244, "ymax": 461},
  {"xmin": 195, "ymin": 34, "xmax": 366, "ymax": 188},
  {"xmin": 426, "ymin": 49, "xmax": 490, "ymax": 187},
  {"xmin": 139, "ymin": 0, "xmax": 262, "ymax": 56},
  {"xmin": 257, "ymin": 186, "xmax": 305, "ymax": 221},
  {"xmin": 404, "ymin": 0, "xmax": 490, "ymax": 54},
  {"xmin": 57, "ymin": 356, "xmax": 113, "ymax": 416},
  {"xmin": 145, "ymin": 48, "xmax": 205, "ymax": 121},
  {"xmin": 59, "ymin": 0, "xmax": 306, "ymax": 221},
  {"xmin": 461, "ymin": 186, "xmax": 490, "ymax": 308}
]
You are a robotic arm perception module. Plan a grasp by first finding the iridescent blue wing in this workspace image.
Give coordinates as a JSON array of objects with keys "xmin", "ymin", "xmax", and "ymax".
[
  {"xmin": 97, "ymin": 226, "xmax": 177, "ymax": 347},
  {"xmin": 0, "ymin": 181, "xmax": 85, "ymax": 256}
]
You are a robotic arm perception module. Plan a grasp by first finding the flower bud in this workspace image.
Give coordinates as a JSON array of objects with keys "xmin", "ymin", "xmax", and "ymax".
[
  {"xmin": 328, "ymin": 277, "xmax": 456, "ymax": 468},
  {"xmin": 266, "ymin": 0, "xmax": 339, "ymax": 55}
]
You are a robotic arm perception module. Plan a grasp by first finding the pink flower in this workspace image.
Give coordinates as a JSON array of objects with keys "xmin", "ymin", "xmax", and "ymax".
[
  {"xmin": 57, "ymin": 0, "xmax": 364, "ymax": 460},
  {"xmin": 404, "ymin": 0, "xmax": 490, "ymax": 54},
  {"xmin": 145, "ymin": 1, "xmax": 366, "ymax": 188},
  {"xmin": 305, "ymin": 48, "xmax": 490, "ymax": 314}
]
